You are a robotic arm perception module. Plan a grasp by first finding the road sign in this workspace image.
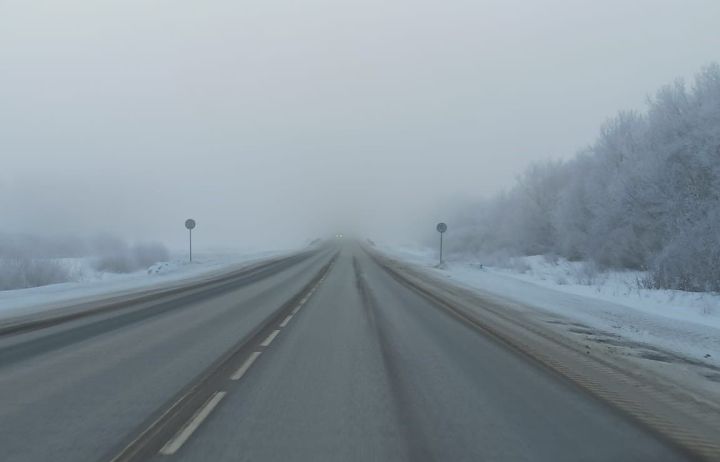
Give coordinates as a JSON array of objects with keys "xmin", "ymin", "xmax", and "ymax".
[
  {"xmin": 436, "ymin": 222, "xmax": 447, "ymax": 265},
  {"xmin": 185, "ymin": 219, "xmax": 196, "ymax": 262}
]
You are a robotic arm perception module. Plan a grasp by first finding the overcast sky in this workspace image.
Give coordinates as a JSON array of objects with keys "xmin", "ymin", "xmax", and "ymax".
[{"xmin": 1, "ymin": 0, "xmax": 719, "ymax": 250}]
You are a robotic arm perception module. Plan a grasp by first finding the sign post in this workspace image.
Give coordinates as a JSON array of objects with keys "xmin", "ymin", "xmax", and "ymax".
[
  {"xmin": 436, "ymin": 222, "xmax": 447, "ymax": 265},
  {"xmin": 185, "ymin": 219, "xmax": 196, "ymax": 262}
]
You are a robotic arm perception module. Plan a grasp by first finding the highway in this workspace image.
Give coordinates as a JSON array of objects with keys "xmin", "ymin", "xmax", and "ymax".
[{"xmin": 0, "ymin": 243, "xmax": 696, "ymax": 461}]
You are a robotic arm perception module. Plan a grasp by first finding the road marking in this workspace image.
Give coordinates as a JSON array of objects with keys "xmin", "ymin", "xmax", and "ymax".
[
  {"xmin": 108, "ymin": 391, "xmax": 189, "ymax": 462},
  {"xmin": 231, "ymin": 352, "xmax": 261, "ymax": 381},
  {"xmin": 279, "ymin": 315, "xmax": 293, "ymax": 327},
  {"xmin": 260, "ymin": 330, "xmax": 280, "ymax": 347},
  {"xmin": 159, "ymin": 391, "xmax": 226, "ymax": 456}
]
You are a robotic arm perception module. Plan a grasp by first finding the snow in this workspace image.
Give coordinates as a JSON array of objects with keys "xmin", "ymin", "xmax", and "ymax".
[
  {"xmin": 378, "ymin": 245, "xmax": 720, "ymax": 370},
  {"xmin": 0, "ymin": 249, "xmax": 293, "ymax": 322}
]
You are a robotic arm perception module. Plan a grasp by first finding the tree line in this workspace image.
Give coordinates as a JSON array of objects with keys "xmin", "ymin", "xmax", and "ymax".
[{"xmin": 447, "ymin": 64, "xmax": 720, "ymax": 292}]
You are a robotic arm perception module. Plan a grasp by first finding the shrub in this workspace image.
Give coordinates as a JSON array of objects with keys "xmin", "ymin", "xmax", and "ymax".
[
  {"xmin": 93, "ymin": 241, "xmax": 169, "ymax": 273},
  {"xmin": 0, "ymin": 258, "xmax": 72, "ymax": 290}
]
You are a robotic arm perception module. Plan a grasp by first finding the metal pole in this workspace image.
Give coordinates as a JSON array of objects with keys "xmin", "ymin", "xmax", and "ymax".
[
  {"xmin": 189, "ymin": 229, "xmax": 193, "ymax": 262},
  {"xmin": 440, "ymin": 232, "xmax": 443, "ymax": 265}
]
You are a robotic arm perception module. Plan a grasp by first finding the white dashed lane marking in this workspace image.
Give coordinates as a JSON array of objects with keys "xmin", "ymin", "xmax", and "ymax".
[
  {"xmin": 260, "ymin": 330, "xmax": 280, "ymax": 347},
  {"xmin": 159, "ymin": 391, "xmax": 227, "ymax": 456},
  {"xmin": 231, "ymin": 352, "xmax": 262, "ymax": 381},
  {"xmin": 280, "ymin": 315, "xmax": 293, "ymax": 328},
  {"xmin": 156, "ymin": 267, "xmax": 333, "ymax": 457}
]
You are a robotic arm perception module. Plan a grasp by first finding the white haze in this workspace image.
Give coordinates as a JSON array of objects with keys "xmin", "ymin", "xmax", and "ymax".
[{"xmin": 1, "ymin": 0, "xmax": 719, "ymax": 250}]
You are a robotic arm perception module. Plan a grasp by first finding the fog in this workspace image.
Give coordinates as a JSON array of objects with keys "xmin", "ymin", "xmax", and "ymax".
[{"xmin": 2, "ymin": 0, "xmax": 719, "ymax": 251}]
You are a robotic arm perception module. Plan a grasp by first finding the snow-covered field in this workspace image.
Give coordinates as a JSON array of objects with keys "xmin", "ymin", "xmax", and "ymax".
[
  {"xmin": 378, "ymin": 244, "xmax": 720, "ymax": 377},
  {"xmin": 0, "ymin": 249, "xmax": 292, "ymax": 322}
]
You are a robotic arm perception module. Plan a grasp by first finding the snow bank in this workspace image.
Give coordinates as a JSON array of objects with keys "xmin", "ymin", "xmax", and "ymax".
[{"xmin": 0, "ymin": 250, "xmax": 292, "ymax": 322}]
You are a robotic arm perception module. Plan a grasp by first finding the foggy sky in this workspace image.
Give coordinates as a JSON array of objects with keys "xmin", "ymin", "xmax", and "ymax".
[{"xmin": 2, "ymin": 0, "xmax": 719, "ymax": 250}]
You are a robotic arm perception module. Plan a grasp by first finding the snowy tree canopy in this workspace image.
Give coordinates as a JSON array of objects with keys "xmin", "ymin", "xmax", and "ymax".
[{"xmin": 448, "ymin": 63, "xmax": 720, "ymax": 292}]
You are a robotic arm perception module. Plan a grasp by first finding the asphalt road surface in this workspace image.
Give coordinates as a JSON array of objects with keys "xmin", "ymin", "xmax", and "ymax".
[{"xmin": 0, "ymin": 243, "xmax": 694, "ymax": 462}]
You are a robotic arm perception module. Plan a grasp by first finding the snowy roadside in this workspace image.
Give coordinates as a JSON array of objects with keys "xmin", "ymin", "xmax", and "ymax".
[
  {"xmin": 376, "ymin": 244, "xmax": 720, "ymax": 396},
  {"xmin": 0, "ymin": 249, "xmax": 293, "ymax": 322}
]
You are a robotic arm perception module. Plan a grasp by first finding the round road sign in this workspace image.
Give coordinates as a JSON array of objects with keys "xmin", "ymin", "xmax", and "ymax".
[
  {"xmin": 185, "ymin": 219, "xmax": 196, "ymax": 230},
  {"xmin": 436, "ymin": 222, "xmax": 447, "ymax": 233}
]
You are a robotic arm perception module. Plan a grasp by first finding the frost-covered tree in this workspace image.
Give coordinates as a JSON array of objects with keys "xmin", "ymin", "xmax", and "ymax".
[{"xmin": 452, "ymin": 63, "xmax": 720, "ymax": 291}]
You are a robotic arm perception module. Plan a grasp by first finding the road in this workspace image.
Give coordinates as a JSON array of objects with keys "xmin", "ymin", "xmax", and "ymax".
[{"xmin": 0, "ymin": 243, "xmax": 695, "ymax": 461}]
